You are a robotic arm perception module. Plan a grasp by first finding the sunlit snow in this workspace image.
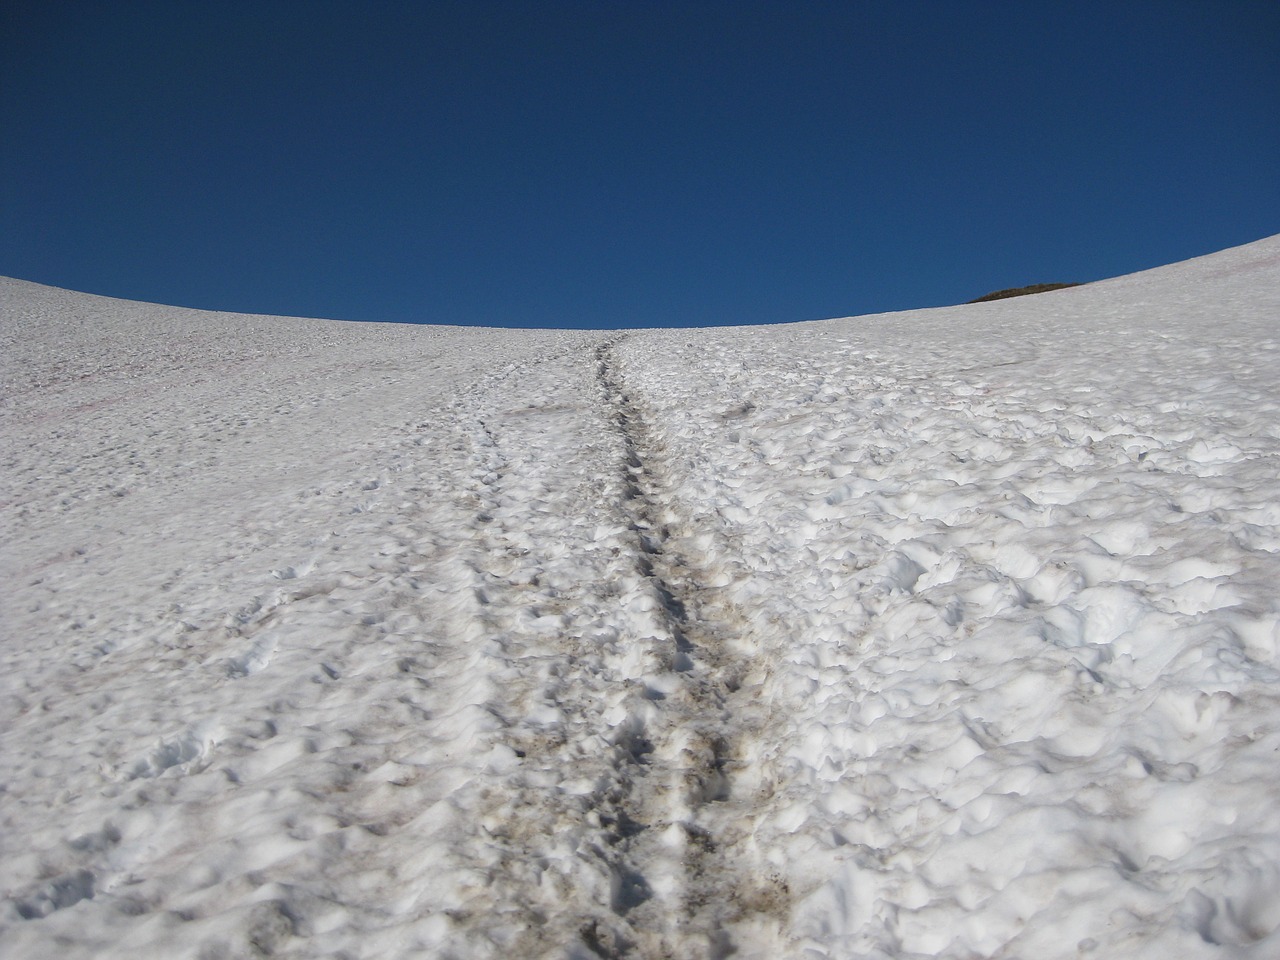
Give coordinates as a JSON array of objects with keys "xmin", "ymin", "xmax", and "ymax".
[{"xmin": 3, "ymin": 236, "xmax": 1280, "ymax": 958}]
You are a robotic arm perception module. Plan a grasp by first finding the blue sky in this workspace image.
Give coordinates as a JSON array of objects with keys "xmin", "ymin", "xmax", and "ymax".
[{"xmin": 2, "ymin": 1, "xmax": 1277, "ymax": 329}]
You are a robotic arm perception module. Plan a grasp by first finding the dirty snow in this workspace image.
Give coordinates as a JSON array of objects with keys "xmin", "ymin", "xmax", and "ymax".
[{"xmin": 2, "ymin": 235, "xmax": 1280, "ymax": 958}]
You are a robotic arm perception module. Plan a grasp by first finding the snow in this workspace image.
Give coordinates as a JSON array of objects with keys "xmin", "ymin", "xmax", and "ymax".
[{"xmin": 2, "ymin": 235, "xmax": 1279, "ymax": 958}]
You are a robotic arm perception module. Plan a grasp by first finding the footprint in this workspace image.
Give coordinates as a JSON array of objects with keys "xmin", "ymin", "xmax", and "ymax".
[
  {"xmin": 227, "ymin": 634, "xmax": 278, "ymax": 678},
  {"xmin": 13, "ymin": 869, "xmax": 95, "ymax": 920},
  {"xmin": 128, "ymin": 722, "xmax": 218, "ymax": 779},
  {"xmin": 271, "ymin": 558, "xmax": 315, "ymax": 580}
]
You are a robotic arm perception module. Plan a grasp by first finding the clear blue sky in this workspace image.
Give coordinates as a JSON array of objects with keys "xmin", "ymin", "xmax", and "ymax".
[{"xmin": 3, "ymin": 1, "xmax": 1277, "ymax": 329}]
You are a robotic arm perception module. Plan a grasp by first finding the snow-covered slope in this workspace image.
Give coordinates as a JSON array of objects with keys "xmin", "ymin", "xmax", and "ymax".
[{"xmin": 2, "ymin": 236, "xmax": 1279, "ymax": 958}]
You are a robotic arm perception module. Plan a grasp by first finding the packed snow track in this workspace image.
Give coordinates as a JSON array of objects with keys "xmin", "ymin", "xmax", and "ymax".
[{"xmin": 3, "ymin": 236, "xmax": 1280, "ymax": 958}]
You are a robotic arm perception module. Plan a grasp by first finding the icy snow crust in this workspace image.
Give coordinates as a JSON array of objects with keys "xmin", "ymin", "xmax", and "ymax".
[{"xmin": 2, "ymin": 236, "xmax": 1280, "ymax": 958}]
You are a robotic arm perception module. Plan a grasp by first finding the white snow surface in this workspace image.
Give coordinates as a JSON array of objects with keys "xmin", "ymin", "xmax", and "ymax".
[{"xmin": 3, "ymin": 236, "xmax": 1280, "ymax": 959}]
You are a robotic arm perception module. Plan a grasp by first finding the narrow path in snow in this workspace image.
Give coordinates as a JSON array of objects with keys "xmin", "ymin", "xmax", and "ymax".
[
  {"xmin": 406, "ymin": 341, "xmax": 692, "ymax": 957},
  {"xmin": 423, "ymin": 343, "xmax": 650, "ymax": 954},
  {"xmin": 596, "ymin": 339, "xmax": 790, "ymax": 958}
]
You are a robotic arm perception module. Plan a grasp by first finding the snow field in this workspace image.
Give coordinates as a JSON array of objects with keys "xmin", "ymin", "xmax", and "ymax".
[
  {"xmin": 610, "ymin": 238, "xmax": 1280, "ymax": 957},
  {"xmin": 2, "ymin": 235, "xmax": 1280, "ymax": 958}
]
